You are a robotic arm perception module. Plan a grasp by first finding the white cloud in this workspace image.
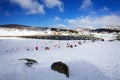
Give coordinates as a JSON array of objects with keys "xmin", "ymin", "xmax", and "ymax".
[
  {"xmin": 65, "ymin": 15, "xmax": 120, "ymax": 28},
  {"xmin": 90, "ymin": 11, "xmax": 96, "ymax": 14},
  {"xmin": 102, "ymin": 7, "xmax": 109, "ymax": 11},
  {"xmin": 44, "ymin": 0, "xmax": 64, "ymax": 12},
  {"xmin": 57, "ymin": 24, "xmax": 67, "ymax": 28},
  {"xmin": 98, "ymin": 15, "xmax": 120, "ymax": 26},
  {"xmin": 80, "ymin": 0, "xmax": 93, "ymax": 9},
  {"xmin": 51, "ymin": 24, "xmax": 68, "ymax": 29},
  {"xmin": 99, "ymin": 7, "xmax": 110, "ymax": 12},
  {"xmin": 5, "ymin": 11, "xmax": 10, "ymax": 16},
  {"xmin": 10, "ymin": 0, "xmax": 45, "ymax": 14},
  {"xmin": 54, "ymin": 16, "xmax": 61, "ymax": 22}
]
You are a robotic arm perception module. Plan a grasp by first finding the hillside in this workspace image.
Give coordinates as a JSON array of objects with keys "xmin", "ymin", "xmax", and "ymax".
[
  {"xmin": 0, "ymin": 24, "xmax": 119, "ymax": 41},
  {"xmin": 0, "ymin": 24, "xmax": 78, "ymax": 32},
  {"xmin": 90, "ymin": 28, "xmax": 120, "ymax": 33},
  {"xmin": 0, "ymin": 24, "xmax": 79, "ymax": 37}
]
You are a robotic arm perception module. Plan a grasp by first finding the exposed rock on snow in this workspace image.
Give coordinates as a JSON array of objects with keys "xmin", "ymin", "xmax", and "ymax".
[
  {"xmin": 51, "ymin": 61, "xmax": 69, "ymax": 77},
  {"xmin": 19, "ymin": 58, "xmax": 38, "ymax": 67}
]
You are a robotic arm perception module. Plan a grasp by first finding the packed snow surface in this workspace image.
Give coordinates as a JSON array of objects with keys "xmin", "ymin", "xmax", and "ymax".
[{"xmin": 0, "ymin": 38, "xmax": 120, "ymax": 80}]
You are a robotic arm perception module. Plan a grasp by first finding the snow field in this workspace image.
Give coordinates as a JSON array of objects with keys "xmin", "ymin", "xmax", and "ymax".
[{"xmin": 0, "ymin": 38, "xmax": 120, "ymax": 80}]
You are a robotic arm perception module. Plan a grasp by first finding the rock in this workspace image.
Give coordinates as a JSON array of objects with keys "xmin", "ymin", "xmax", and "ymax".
[
  {"xmin": 101, "ymin": 39, "xmax": 104, "ymax": 41},
  {"xmin": 109, "ymin": 40, "xmax": 114, "ymax": 42},
  {"xmin": 19, "ymin": 58, "xmax": 37, "ymax": 67},
  {"xmin": 51, "ymin": 61, "xmax": 69, "ymax": 78},
  {"xmin": 45, "ymin": 47, "xmax": 50, "ymax": 50}
]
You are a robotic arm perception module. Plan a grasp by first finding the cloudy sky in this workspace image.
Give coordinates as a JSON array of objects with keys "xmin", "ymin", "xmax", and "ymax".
[{"xmin": 0, "ymin": 0, "xmax": 120, "ymax": 28}]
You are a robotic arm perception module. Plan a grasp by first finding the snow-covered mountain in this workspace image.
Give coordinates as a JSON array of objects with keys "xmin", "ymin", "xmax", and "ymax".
[
  {"xmin": 0, "ymin": 24, "xmax": 119, "ymax": 41},
  {"xmin": 0, "ymin": 24, "xmax": 78, "ymax": 36},
  {"xmin": 105, "ymin": 25, "xmax": 120, "ymax": 30}
]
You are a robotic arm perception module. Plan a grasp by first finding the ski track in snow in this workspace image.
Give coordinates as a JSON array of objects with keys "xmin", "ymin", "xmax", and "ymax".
[{"xmin": 0, "ymin": 38, "xmax": 120, "ymax": 80}]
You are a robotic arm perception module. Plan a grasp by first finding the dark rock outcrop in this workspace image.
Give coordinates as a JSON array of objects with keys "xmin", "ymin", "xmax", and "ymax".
[
  {"xmin": 19, "ymin": 58, "xmax": 38, "ymax": 67},
  {"xmin": 51, "ymin": 61, "xmax": 69, "ymax": 78}
]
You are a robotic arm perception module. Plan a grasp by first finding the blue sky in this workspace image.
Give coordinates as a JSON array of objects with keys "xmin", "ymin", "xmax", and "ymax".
[{"xmin": 0, "ymin": 0, "xmax": 120, "ymax": 28}]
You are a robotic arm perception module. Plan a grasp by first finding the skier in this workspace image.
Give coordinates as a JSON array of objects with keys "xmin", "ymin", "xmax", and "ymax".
[{"xmin": 36, "ymin": 46, "xmax": 38, "ymax": 51}]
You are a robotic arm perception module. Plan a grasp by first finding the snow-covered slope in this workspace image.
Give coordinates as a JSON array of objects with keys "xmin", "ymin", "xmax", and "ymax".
[
  {"xmin": 0, "ymin": 29, "xmax": 52, "ymax": 36},
  {"xmin": 0, "ymin": 38, "xmax": 120, "ymax": 80},
  {"xmin": 92, "ymin": 33, "xmax": 117, "ymax": 40}
]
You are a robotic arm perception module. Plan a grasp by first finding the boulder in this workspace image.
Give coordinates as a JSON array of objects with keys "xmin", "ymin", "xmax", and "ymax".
[
  {"xmin": 51, "ymin": 61, "xmax": 69, "ymax": 78},
  {"xmin": 101, "ymin": 39, "xmax": 104, "ymax": 41},
  {"xmin": 19, "ymin": 58, "xmax": 37, "ymax": 67},
  {"xmin": 45, "ymin": 47, "xmax": 50, "ymax": 50}
]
